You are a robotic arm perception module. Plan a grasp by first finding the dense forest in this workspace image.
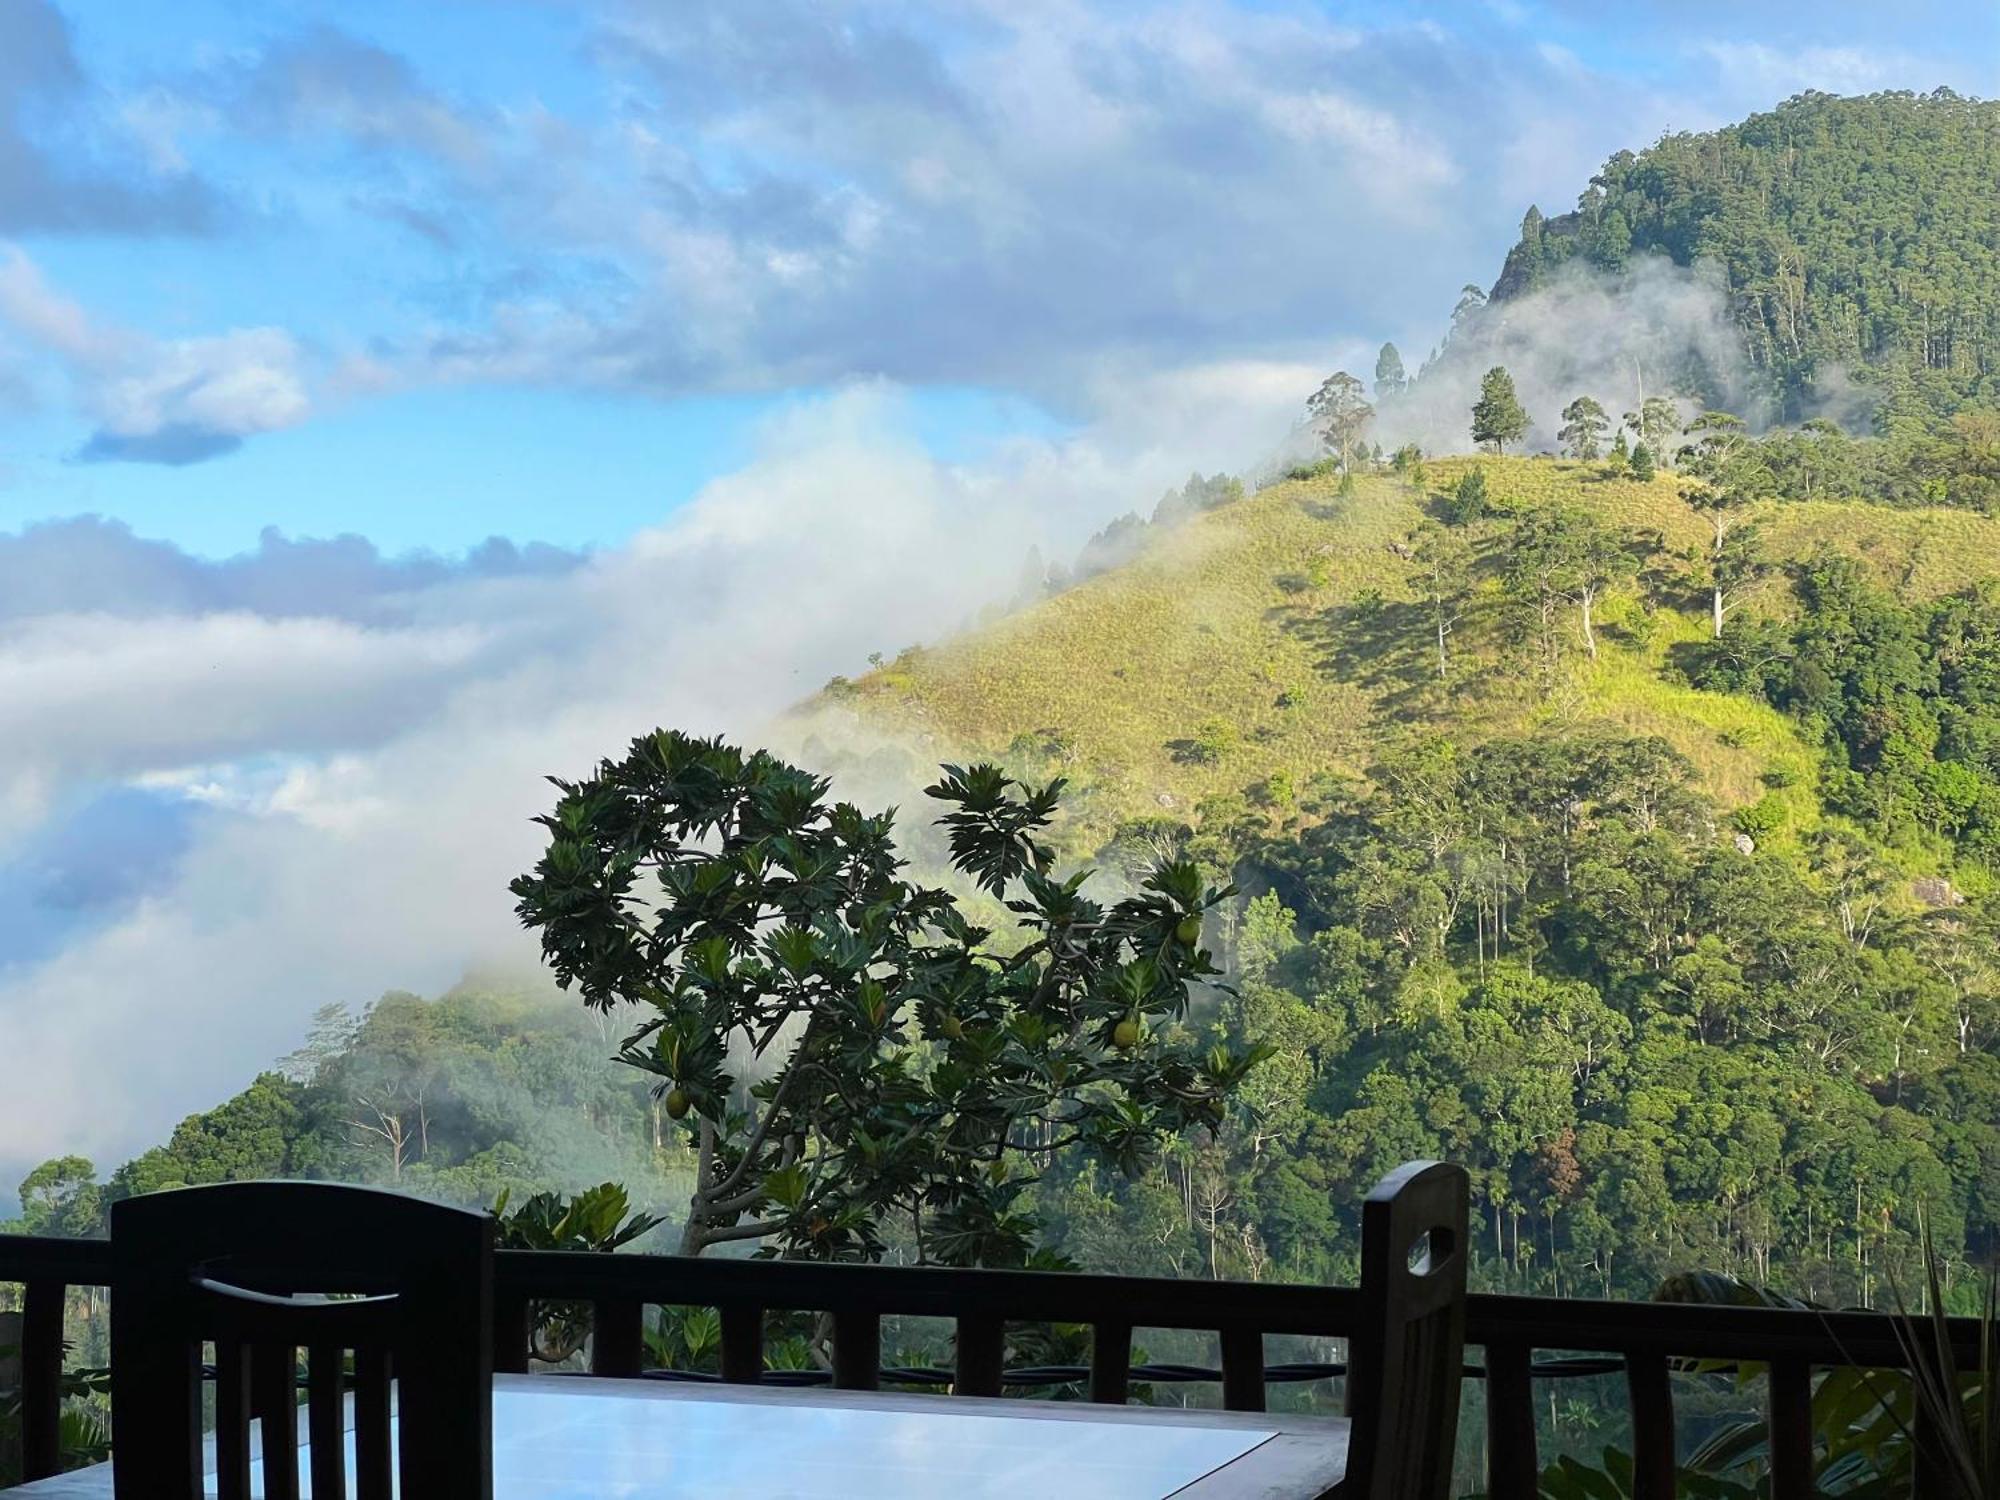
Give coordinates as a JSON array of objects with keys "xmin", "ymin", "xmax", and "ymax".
[{"xmin": 1489, "ymin": 90, "xmax": 2000, "ymax": 422}]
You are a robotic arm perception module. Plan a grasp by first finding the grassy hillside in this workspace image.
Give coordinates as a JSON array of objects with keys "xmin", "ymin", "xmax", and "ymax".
[{"xmin": 819, "ymin": 457, "xmax": 2000, "ymax": 853}]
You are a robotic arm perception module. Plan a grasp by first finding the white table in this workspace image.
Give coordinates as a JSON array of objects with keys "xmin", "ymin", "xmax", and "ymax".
[{"xmin": 15, "ymin": 1373, "xmax": 1349, "ymax": 1498}]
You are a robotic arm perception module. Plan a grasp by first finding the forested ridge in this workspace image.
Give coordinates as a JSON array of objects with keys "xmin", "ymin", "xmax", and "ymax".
[{"xmin": 1490, "ymin": 89, "xmax": 2000, "ymax": 422}]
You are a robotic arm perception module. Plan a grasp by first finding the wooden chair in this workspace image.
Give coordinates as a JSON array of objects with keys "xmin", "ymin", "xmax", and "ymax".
[
  {"xmin": 1341, "ymin": 1160, "xmax": 1470, "ymax": 1500},
  {"xmin": 110, "ymin": 1182, "xmax": 494, "ymax": 1500}
]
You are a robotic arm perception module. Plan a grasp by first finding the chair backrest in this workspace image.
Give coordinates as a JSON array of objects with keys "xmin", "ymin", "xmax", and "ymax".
[
  {"xmin": 1342, "ymin": 1160, "xmax": 1470, "ymax": 1500},
  {"xmin": 110, "ymin": 1182, "xmax": 494, "ymax": 1500}
]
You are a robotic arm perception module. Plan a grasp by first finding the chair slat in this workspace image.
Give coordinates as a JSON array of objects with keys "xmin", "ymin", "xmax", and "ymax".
[
  {"xmin": 719, "ymin": 1303, "xmax": 763, "ymax": 1384},
  {"xmin": 830, "ymin": 1308, "xmax": 880, "ymax": 1390},
  {"xmin": 591, "ymin": 1298, "xmax": 644, "ymax": 1377},
  {"xmin": 353, "ymin": 1347, "xmax": 394, "ymax": 1500},
  {"xmin": 306, "ymin": 1346, "xmax": 347, "ymax": 1500},
  {"xmin": 954, "ymin": 1314, "xmax": 1004, "ymax": 1397},
  {"xmin": 252, "ymin": 1342, "xmax": 299, "ymax": 1500},
  {"xmin": 19, "ymin": 1278, "xmax": 65, "ymax": 1483},
  {"xmin": 1219, "ymin": 1327, "xmax": 1266, "ymax": 1412},
  {"xmin": 1089, "ymin": 1321, "xmax": 1132, "ymax": 1405},
  {"xmin": 1624, "ymin": 1351, "xmax": 1677, "ymax": 1500},
  {"xmin": 1766, "ymin": 1359, "xmax": 1813, "ymax": 1500},
  {"xmin": 1482, "ymin": 1340, "xmax": 1539, "ymax": 1497},
  {"xmin": 214, "ymin": 1343, "xmax": 253, "ymax": 1500}
]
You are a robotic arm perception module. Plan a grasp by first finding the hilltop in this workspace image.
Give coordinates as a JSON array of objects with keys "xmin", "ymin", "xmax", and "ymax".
[
  {"xmin": 1489, "ymin": 90, "xmax": 2000, "ymax": 422},
  {"xmin": 821, "ymin": 455, "xmax": 2000, "ymax": 859}
]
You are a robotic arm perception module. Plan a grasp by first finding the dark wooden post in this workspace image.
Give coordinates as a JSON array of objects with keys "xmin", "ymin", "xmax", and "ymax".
[
  {"xmin": 1219, "ymin": 1327, "xmax": 1267, "ymax": 1412},
  {"xmin": 19, "ymin": 1280, "xmax": 65, "ymax": 1483},
  {"xmin": 1624, "ymin": 1352, "xmax": 1677, "ymax": 1500},
  {"xmin": 590, "ymin": 1299, "xmax": 644, "ymax": 1377},
  {"xmin": 1766, "ymin": 1360, "xmax": 1813, "ymax": 1500},
  {"xmin": 1089, "ymin": 1322, "xmax": 1132, "ymax": 1404},
  {"xmin": 954, "ymin": 1314, "xmax": 1005, "ymax": 1396},
  {"xmin": 718, "ymin": 1304, "xmax": 763, "ymax": 1383},
  {"xmin": 491, "ymin": 1294, "xmax": 531, "ymax": 1374},
  {"xmin": 830, "ymin": 1309, "xmax": 880, "ymax": 1390},
  {"xmin": 1483, "ymin": 1341, "xmax": 1539, "ymax": 1498}
]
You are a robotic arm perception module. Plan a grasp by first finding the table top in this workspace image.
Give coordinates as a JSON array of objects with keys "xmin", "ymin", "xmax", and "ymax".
[{"xmin": 15, "ymin": 1373, "xmax": 1349, "ymax": 1499}]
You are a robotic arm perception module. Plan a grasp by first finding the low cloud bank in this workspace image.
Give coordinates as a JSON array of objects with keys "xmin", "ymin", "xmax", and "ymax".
[{"xmin": 0, "ymin": 371, "xmax": 1304, "ymax": 1178}]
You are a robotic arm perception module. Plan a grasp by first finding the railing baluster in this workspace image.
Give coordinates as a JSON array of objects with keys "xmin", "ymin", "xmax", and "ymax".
[
  {"xmin": 307, "ymin": 1345, "xmax": 347, "ymax": 1500},
  {"xmin": 719, "ymin": 1303, "xmax": 763, "ymax": 1383},
  {"xmin": 1625, "ymin": 1351, "xmax": 1677, "ymax": 1500},
  {"xmin": 492, "ymin": 1291, "xmax": 531, "ymax": 1373},
  {"xmin": 252, "ymin": 1342, "xmax": 300, "ymax": 1500},
  {"xmin": 954, "ymin": 1314, "xmax": 1004, "ymax": 1396},
  {"xmin": 1483, "ymin": 1340, "xmax": 1539, "ymax": 1498},
  {"xmin": 1766, "ymin": 1359, "xmax": 1813, "ymax": 1500},
  {"xmin": 1219, "ymin": 1327, "xmax": 1266, "ymax": 1412},
  {"xmin": 1089, "ymin": 1321, "xmax": 1132, "ymax": 1405},
  {"xmin": 1912, "ymin": 1397, "xmax": 1946, "ymax": 1499},
  {"xmin": 214, "ymin": 1341, "xmax": 253, "ymax": 1500},
  {"xmin": 19, "ymin": 1278, "xmax": 64, "ymax": 1483},
  {"xmin": 831, "ymin": 1308, "xmax": 881, "ymax": 1390},
  {"xmin": 591, "ymin": 1297, "xmax": 644, "ymax": 1377}
]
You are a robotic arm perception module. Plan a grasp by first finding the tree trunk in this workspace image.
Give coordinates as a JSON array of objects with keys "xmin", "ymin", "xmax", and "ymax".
[{"xmin": 1580, "ymin": 588, "xmax": 1598, "ymax": 659}]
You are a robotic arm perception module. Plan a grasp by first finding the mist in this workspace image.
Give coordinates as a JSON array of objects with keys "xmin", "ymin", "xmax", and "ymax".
[
  {"xmin": 1379, "ymin": 257, "xmax": 1763, "ymax": 454},
  {"xmin": 0, "ymin": 370, "xmax": 1308, "ymax": 1189}
]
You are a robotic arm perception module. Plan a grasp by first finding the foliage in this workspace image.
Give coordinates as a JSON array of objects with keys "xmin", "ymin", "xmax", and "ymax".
[
  {"xmin": 1375, "ymin": 343, "xmax": 1408, "ymax": 400},
  {"xmin": 1491, "ymin": 90, "xmax": 2000, "ymax": 420},
  {"xmin": 1473, "ymin": 366, "xmax": 1531, "ymax": 453},
  {"xmin": 1307, "ymin": 371, "xmax": 1375, "ymax": 470},
  {"xmin": 1448, "ymin": 468, "xmax": 1490, "ymax": 524},
  {"xmin": 510, "ymin": 729, "xmax": 1265, "ymax": 1265},
  {"xmin": 1559, "ymin": 397, "xmax": 1611, "ymax": 461},
  {"xmin": 492, "ymin": 1182, "xmax": 664, "ymax": 1366}
]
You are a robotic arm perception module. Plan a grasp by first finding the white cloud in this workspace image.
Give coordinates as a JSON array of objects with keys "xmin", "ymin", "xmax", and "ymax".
[
  {"xmin": 0, "ymin": 372, "xmax": 1308, "ymax": 1172},
  {"xmin": 0, "ymin": 246, "xmax": 313, "ymax": 462}
]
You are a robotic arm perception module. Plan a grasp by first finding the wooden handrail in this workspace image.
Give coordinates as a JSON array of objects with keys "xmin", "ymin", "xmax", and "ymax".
[{"xmin": 4, "ymin": 1232, "xmax": 1991, "ymax": 1491}]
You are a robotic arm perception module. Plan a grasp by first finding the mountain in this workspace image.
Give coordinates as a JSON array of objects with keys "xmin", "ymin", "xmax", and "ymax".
[
  {"xmin": 1489, "ymin": 90, "xmax": 2000, "ymax": 423},
  {"xmin": 813, "ymin": 433, "xmax": 2000, "ymax": 1304}
]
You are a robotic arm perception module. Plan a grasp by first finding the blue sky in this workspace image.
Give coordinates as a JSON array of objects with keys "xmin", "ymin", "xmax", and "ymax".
[
  {"xmin": 4, "ymin": 0, "xmax": 1991, "ymax": 559},
  {"xmin": 0, "ymin": 0, "xmax": 1993, "ymax": 1182}
]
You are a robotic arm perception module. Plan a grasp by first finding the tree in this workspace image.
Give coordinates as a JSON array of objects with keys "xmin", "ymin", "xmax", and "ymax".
[
  {"xmin": 1447, "ymin": 468, "xmax": 1489, "ymax": 524},
  {"xmin": 1630, "ymin": 442, "xmax": 1657, "ymax": 482},
  {"xmin": 1710, "ymin": 521, "xmax": 1772, "ymax": 643},
  {"xmin": 1411, "ymin": 522, "xmax": 1472, "ymax": 681},
  {"xmin": 1452, "ymin": 283, "xmax": 1489, "ymax": 332},
  {"xmin": 17, "ymin": 1156, "xmax": 101, "ymax": 1238},
  {"xmin": 1559, "ymin": 396, "xmax": 1611, "ymax": 461},
  {"xmin": 1374, "ymin": 343, "xmax": 1408, "ymax": 399},
  {"xmin": 1607, "ymin": 428, "xmax": 1631, "ymax": 474},
  {"xmin": 1472, "ymin": 367, "xmax": 1530, "ymax": 453},
  {"xmin": 512, "ymin": 730, "xmax": 1266, "ymax": 1266},
  {"xmin": 1564, "ymin": 511, "xmax": 1640, "ymax": 660},
  {"xmin": 1624, "ymin": 398, "xmax": 1679, "ymax": 464},
  {"xmin": 1307, "ymin": 372, "xmax": 1374, "ymax": 471},
  {"xmin": 1679, "ymin": 413, "xmax": 1775, "ymax": 638}
]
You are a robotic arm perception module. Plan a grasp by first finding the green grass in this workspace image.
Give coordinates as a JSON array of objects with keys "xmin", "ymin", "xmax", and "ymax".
[{"xmin": 803, "ymin": 457, "xmax": 2000, "ymax": 849}]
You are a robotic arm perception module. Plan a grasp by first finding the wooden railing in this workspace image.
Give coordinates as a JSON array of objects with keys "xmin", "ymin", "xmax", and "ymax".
[{"xmin": 4, "ymin": 1233, "xmax": 1988, "ymax": 1499}]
